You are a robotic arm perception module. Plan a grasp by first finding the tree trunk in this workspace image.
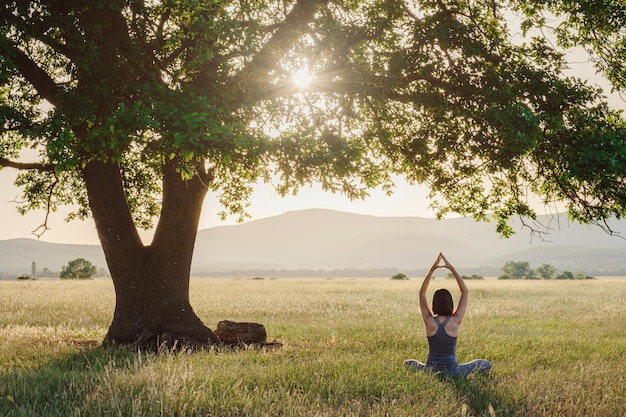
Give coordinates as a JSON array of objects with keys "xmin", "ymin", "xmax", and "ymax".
[
  {"xmin": 82, "ymin": 158, "xmax": 220, "ymax": 349},
  {"xmin": 102, "ymin": 252, "xmax": 220, "ymax": 349}
]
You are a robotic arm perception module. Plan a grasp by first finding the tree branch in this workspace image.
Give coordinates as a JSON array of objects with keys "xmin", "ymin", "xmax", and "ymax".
[
  {"xmin": 0, "ymin": 156, "xmax": 54, "ymax": 172},
  {"xmin": 31, "ymin": 177, "xmax": 59, "ymax": 239},
  {"xmin": 4, "ymin": 11, "xmax": 75, "ymax": 59},
  {"xmin": 4, "ymin": 39, "xmax": 63, "ymax": 106},
  {"xmin": 229, "ymin": 0, "xmax": 329, "ymax": 103}
]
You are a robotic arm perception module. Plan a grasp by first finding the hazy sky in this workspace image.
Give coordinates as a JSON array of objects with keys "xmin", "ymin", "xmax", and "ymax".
[
  {"xmin": 0, "ymin": 169, "xmax": 433, "ymax": 245},
  {"xmin": 2, "ymin": 46, "xmax": 623, "ymax": 245}
]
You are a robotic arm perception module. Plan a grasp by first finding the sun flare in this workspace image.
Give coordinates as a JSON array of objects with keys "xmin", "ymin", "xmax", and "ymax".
[{"xmin": 291, "ymin": 68, "xmax": 313, "ymax": 88}]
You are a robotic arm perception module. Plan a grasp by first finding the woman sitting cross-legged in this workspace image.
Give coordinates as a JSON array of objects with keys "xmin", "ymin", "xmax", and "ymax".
[{"xmin": 404, "ymin": 252, "xmax": 491, "ymax": 378}]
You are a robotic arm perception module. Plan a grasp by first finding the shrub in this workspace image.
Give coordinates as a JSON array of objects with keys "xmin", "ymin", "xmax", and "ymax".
[
  {"xmin": 17, "ymin": 274, "xmax": 34, "ymax": 280},
  {"xmin": 463, "ymin": 274, "xmax": 484, "ymax": 280},
  {"xmin": 574, "ymin": 273, "xmax": 595, "ymax": 280},
  {"xmin": 445, "ymin": 274, "xmax": 483, "ymax": 280},
  {"xmin": 390, "ymin": 272, "xmax": 408, "ymax": 280},
  {"xmin": 555, "ymin": 271, "xmax": 594, "ymax": 280},
  {"xmin": 556, "ymin": 271, "xmax": 574, "ymax": 280}
]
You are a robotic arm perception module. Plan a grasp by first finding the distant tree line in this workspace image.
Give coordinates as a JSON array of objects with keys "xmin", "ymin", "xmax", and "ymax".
[
  {"xmin": 498, "ymin": 261, "xmax": 594, "ymax": 280},
  {"xmin": 445, "ymin": 273, "xmax": 484, "ymax": 280},
  {"xmin": 192, "ymin": 263, "xmax": 599, "ymax": 280},
  {"xmin": 196, "ymin": 268, "xmax": 405, "ymax": 278},
  {"xmin": 194, "ymin": 268, "xmax": 488, "ymax": 280},
  {"xmin": 12, "ymin": 258, "xmax": 108, "ymax": 280}
]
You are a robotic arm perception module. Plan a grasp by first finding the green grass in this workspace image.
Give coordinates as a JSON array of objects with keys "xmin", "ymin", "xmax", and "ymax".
[{"xmin": 1, "ymin": 278, "xmax": 624, "ymax": 416}]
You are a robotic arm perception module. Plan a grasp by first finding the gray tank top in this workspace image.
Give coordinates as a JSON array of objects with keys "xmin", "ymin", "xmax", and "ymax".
[{"xmin": 426, "ymin": 316, "xmax": 458, "ymax": 368}]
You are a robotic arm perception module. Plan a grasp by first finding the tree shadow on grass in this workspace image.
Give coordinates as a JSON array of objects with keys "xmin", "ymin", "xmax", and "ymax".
[
  {"xmin": 1, "ymin": 338, "xmax": 280, "ymax": 415},
  {"xmin": 0, "ymin": 341, "xmax": 140, "ymax": 416},
  {"xmin": 440, "ymin": 373, "xmax": 518, "ymax": 417}
]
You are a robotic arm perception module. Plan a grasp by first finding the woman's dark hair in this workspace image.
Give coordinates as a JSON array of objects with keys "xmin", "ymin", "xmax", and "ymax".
[{"xmin": 432, "ymin": 289, "xmax": 454, "ymax": 316}]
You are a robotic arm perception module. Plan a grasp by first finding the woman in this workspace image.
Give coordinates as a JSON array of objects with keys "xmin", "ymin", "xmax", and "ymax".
[{"xmin": 404, "ymin": 253, "xmax": 491, "ymax": 377}]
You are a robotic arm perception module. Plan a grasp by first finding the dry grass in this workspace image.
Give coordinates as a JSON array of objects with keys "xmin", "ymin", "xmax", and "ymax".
[{"xmin": 1, "ymin": 278, "xmax": 625, "ymax": 416}]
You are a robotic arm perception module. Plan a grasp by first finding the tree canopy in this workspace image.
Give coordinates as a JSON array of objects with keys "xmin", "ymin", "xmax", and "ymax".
[
  {"xmin": 1, "ymin": 0, "xmax": 625, "ymax": 347},
  {"xmin": 60, "ymin": 257, "xmax": 97, "ymax": 280},
  {"xmin": 501, "ymin": 260, "xmax": 535, "ymax": 279},
  {"xmin": 536, "ymin": 263, "xmax": 557, "ymax": 279},
  {"xmin": 1, "ymin": 0, "xmax": 625, "ymax": 237},
  {"xmin": 517, "ymin": 0, "xmax": 626, "ymax": 91}
]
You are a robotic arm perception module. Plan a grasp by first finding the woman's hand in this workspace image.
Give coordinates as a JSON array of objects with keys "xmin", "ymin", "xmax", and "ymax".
[
  {"xmin": 431, "ymin": 253, "xmax": 444, "ymax": 270},
  {"xmin": 440, "ymin": 252, "xmax": 453, "ymax": 269}
]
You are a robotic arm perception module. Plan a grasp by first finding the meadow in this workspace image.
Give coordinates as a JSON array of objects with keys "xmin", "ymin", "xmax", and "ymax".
[{"xmin": 0, "ymin": 277, "xmax": 624, "ymax": 417}]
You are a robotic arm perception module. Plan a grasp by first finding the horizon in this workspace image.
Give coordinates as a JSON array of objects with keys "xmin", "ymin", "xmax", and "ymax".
[
  {"xmin": 2, "ymin": 209, "xmax": 625, "ymax": 278},
  {"xmin": 0, "ymin": 175, "xmax": 438, "ymax": 245}
]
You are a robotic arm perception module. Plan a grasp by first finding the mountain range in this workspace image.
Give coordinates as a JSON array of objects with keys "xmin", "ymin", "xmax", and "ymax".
[{"xmin": 1, "ymin": 209, "xmax": 625, "ymax": 278}]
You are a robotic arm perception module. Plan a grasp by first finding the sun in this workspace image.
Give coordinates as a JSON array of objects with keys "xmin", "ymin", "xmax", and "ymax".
[{"xmin": 291, "ymin": 68, "xmax": 314, "ymax": 88}]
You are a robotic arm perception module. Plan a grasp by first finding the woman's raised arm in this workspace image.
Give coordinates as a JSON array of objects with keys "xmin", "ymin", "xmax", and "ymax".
[
  {"xmin": 419, "ymin": 253, "xmax": 443, "ymax": 321},
  {"xmin": 441, "ymin": 253, "xmax": 468, "ymax": 321}
]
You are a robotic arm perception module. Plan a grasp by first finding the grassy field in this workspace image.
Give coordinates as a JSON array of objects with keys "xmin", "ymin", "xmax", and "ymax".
[{"xmin": 0, "ymin": 277, "xmax": 624, "ymax": 417}]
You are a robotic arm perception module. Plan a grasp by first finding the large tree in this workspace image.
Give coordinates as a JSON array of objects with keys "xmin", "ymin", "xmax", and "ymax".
[
  {"xmin": 1, "ymin": 0, "xmax": 625, "ymax": 348},
  {"xmin": 517, "ymin": 0, "xmax": 626, "ymax": 90}
]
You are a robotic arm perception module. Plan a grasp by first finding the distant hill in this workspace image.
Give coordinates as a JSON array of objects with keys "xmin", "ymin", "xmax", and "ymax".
[
  {"xmin": 1, "ymin": 209, "xmax": 625, "ymax": 277},
  {"xmin": 0, "ymin": 238, "xmax": 106, "ymax": 277},
  {"xmin": 191, "ymin": 209, "xmax": 626, "ymax": 275}
]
